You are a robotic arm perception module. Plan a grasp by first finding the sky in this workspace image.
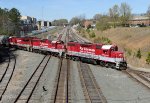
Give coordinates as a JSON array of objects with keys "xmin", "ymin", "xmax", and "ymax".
[{"xmin": 0, "ymin": 0, "xmax": 150, "ymax": 21}]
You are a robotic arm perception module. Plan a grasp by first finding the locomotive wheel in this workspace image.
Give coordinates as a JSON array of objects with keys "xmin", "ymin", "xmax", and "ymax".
[
  {"xmin": 105, "ymin": 63, "xmax": 109, "ymax": 68},
  {"xmin": 74, "ymin": 57, "xmax": 79, "ymax": 61},
  {"xmin": 66, "ymin": 55, "xmax": 69, "ymax": 59},
  {"xmin": 27, "ymin": 47, "xmax": 30, "ymax": 51},
  {"xmin": 110, "ymin": 63, "xmax": 115, "ymax": 69},
  {"xmin": 30, "ymin": 48, "xmax": 33, "ymax": 52},
  {"xmin": 24, "ymin": 48, "xmax": 27, "ymax": 51},
  {"xmin": 119, "ymin": 66, "xmax": 127, "ymax": 70},
  {"xmin": 100, "ymin": 61, "xmax": 105, "ymax": 67},
  {"xmin": 92, "ymin": 60, "xmax": 97, "ymax": 65}
]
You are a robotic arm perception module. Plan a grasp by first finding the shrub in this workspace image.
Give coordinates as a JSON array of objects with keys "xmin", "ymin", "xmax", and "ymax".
[
  {"xmin": 146, "ymin": 52, "xmax": 150, "ymax": 64},
  {"xmin": 77, "ymin": 26, "xmax": 82, "ymax": 33},
  {"xmin": 101, "ymin": 37, "xmax": 111, "ymax": 44},
  {"xmin": 125, "ymin": 48, "xmax": 132, "ymax": 56},
  {"xmin": 86, "ymin": 29, "xmax": 90, "ymax": 34},
  {"xmin": 94, "ymin": 37, "xmax": 111, "ymax": 44},
  {"xmin": 82, "ymin": 34, "xmax": 86, "ymax": 38},
  {"xmin": 136, "ymin": 48, "xmax": 142, "ymax": 59},
  {"xmin": 89, "ymin": 32, "xmax": 95, "ymax": 38}
]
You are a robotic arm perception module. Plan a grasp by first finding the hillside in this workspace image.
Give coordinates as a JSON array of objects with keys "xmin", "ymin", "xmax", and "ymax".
[{"xmin": 79, "ymin": 27, "xmax": 150, "ymax": 68}]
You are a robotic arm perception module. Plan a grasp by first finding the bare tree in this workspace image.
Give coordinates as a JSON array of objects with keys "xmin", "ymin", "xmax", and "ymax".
[
  {"xmin": 78, "ymin": 14, "xmax": 86, "ymax": 21},
  {"xmin": 147, "ymin": 5, "xmax": 150, "ymax": 22},
  {"xmin": 69, "ymin": 14, "xmax": 86, "ymax": 26},
  {"xmin": 93, "ymin": 14, "xmax": 102, "ymax": 20},
  {"xmin": 109, "ymin": 5, "xmax": 119, "ymax": 27},
  {"xmin": 120, "ymin": 2, "xmax": 131, "ymax": 26},
  {"xmin": 69, "ymin": 17, "xmax": 81, "ymax": 26}
]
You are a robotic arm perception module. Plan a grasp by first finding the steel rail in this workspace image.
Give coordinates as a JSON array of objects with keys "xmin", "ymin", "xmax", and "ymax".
[
  {"xmin": 123, "ymin": 69, "xmax": 150, "ymax": 89},
  {"xmin": 78, "ymin": 62, "xmax": 107, "ymax": 103},
  {"xmin": 13, "ymin": 55, "xmax": 50, "ymax": 103},
  {"xmin": 0, "ymin": 51, "xmax": 16, "ymax": 101},
  {"xmin": 51, "ymin": 58, "xmax": 70, "ymax": 103}
]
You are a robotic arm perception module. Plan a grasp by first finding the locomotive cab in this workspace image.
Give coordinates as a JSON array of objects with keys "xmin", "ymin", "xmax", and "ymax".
[
  {"xmin": 101, "ymin": 45, "xmax": 118, "ymax": 57},
  {"xmin": 51, "ymin": 40, "xmax": 65, "ymax": 57},
  {"xmin": 9, "ymin": 36, "xmax": 17, "ymax": 47},
  {"xmin": 101, "ymin": 45, "xmax": 127, "ymax": 70}
]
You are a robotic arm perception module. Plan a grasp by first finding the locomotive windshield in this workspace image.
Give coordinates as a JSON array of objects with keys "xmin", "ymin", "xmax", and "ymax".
[{"xmin": 111, "ymin": 46, "xmax": 118, "ymax": 51}]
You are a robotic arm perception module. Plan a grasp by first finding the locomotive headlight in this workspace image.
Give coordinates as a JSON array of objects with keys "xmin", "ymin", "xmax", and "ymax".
[{"xmin": 119, "ymin": 54, "xmax": 122, "ymax": 57}]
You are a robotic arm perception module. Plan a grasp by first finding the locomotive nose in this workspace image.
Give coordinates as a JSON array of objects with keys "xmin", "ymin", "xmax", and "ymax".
[
  {"xmin": 115, "ymin": 52, "xmax": 124, "ymax": 58},
  {"xmin": 118, "ymin": 53, "xmax": 123, "ymax": 58}
]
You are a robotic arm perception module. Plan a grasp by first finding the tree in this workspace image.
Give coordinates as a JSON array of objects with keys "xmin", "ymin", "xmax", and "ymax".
[
  {"xmin": 59, "ymin": 19, "xmax": 68, "ymax": 26},
  {"xmin": 69, "ymin": 17, "xmax": 81, "ymax": 26},
  {"xmin": 78, "ymin": 14, "xmax": 86, "ymax": 27},
  {"xmin": 93, "ymin": 14, "xmax": 102, "ymax": 20},
  {"xmin": 52, "ymin": 19, "xmax": 68, "ymax": 26},
  {"xmin": 96, "ymin": 15, "xmax": 110, "ymax": 31},
  {"xmin": 109, "ymin": 5, "xmax": 119, "ymax": 28},
  {"xmin": 9, "ymin": 8, "xmax": 21, "ymax": 34},
  {"xmin": 120, "ymin": 3, "xmax": 131, "ymax": 26},
  {"xmin": 0, "ymin": 7, "xmax": 21, "ymax": 35},
  {"xmin": 147, "ymin": 5, "xmax": 150, "ymax": 24},
  {"xmin": 69, "ymin": 14, "xmax": 86, "ymax": 26},
  {"xmin": 9, "ymin": 8, "xmax": 21, "ymax": 24},
  {"xmin": 0, "ymin": 8, "xmax": 9, "ymax": 34},
  {"xmin": 0, "ymin": 8, "xmax": 15, "ymax": 35}
]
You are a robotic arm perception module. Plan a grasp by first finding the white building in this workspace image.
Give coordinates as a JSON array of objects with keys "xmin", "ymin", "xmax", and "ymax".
[{"xmin": 37, "ymin": 20, "xmax": 51, "ymax": 30}]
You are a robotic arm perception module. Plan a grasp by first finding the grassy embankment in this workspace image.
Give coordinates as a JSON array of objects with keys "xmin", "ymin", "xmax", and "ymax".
[{"xmin": 77, "ymin": 27, "xmax": 150, "ymax": 68}]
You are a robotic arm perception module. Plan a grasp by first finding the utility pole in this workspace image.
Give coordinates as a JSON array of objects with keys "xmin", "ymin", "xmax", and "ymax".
[
  {"xmin": 41, "ymin": 6, "xmax": 44, "ymax": 30},
  {"xmin": 2, "ymin": 9, "xmax": 4, "ymax": 34}
]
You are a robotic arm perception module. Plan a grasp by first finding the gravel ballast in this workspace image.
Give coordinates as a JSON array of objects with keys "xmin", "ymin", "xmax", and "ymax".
[
  {"xmin": 1, "ymin": 50, "xmax": 44, "ymax": 103},
  {"xmin": 28, "ymin": 56, "xmax": 59, "ymax": 103},
  {"xmin": 71, "ymin": 61, "xmax": 86, "ymax": 103},
  {"xmin": 89, "ymin": 65, "xmax": 150, "ymax": 103}
]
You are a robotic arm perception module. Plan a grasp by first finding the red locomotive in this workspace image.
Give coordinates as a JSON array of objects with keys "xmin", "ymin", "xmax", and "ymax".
[
  {"xmin": 9, "ymin": 36, "xmax": 127, "ymax": 70},
  {"xmin": 9, "ymin": 36, "xmax": 65, "ymax": 56},
  {"xmin": 66, "ymin": 42, "xmax": 127, "ymax": 69}
]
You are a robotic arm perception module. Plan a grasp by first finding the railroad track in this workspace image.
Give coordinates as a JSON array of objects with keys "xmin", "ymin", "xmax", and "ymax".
[
  {"xmin": 51, "ymin": 58, "xmax": 71, "ymax": 103},
  {"xmin": 69, "ymin": 29, "xmax": 84, "ymax": 43},
  {"xmin": 136, "ymin": 71, "xmax": 150, "ymax": 81},
  {"xmin": 58, "ymin": 28, "xmax": 68, "ymax": 42},
  {"xmin": 13, "ymin": 55, "xmax": 50, "ymax": 103},
  {"xmin": 78, "ymin": 62, "xmax": 107, "ymax": 103},
  {"xmin": 123, "ymin": 68, "xmax": 150, "ymax": 89},
  {"xmin": 64, "ymin": 28, "xmax": 69, "ymax": 44},
  {"xmin": 57, "ymin": 29, "xmax": 65, "ymax": 41},
  {"xmin": 0, "ymin": 52, "xmax": 16, "ymax": 100}
]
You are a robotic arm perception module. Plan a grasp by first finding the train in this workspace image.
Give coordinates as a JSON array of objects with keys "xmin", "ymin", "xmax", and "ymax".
[{"xmin": 8, "ymin": 36, "xmax": 127, "ymax": 70}]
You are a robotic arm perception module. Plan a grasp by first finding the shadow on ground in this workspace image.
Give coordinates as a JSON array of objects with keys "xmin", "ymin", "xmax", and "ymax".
[{"xmin": 0, "ymin": 47, "xmax": 18, "ymax": 63}]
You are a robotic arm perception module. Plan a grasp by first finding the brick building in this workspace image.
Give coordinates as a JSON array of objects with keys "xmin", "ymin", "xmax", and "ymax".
[
  {"xmin": 128, "ymin": 16, "xmax": 150, "ymax": 26},
  {"xmin": 83, "ymin": 20, "xmax": 96, "ymax": 29}
]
